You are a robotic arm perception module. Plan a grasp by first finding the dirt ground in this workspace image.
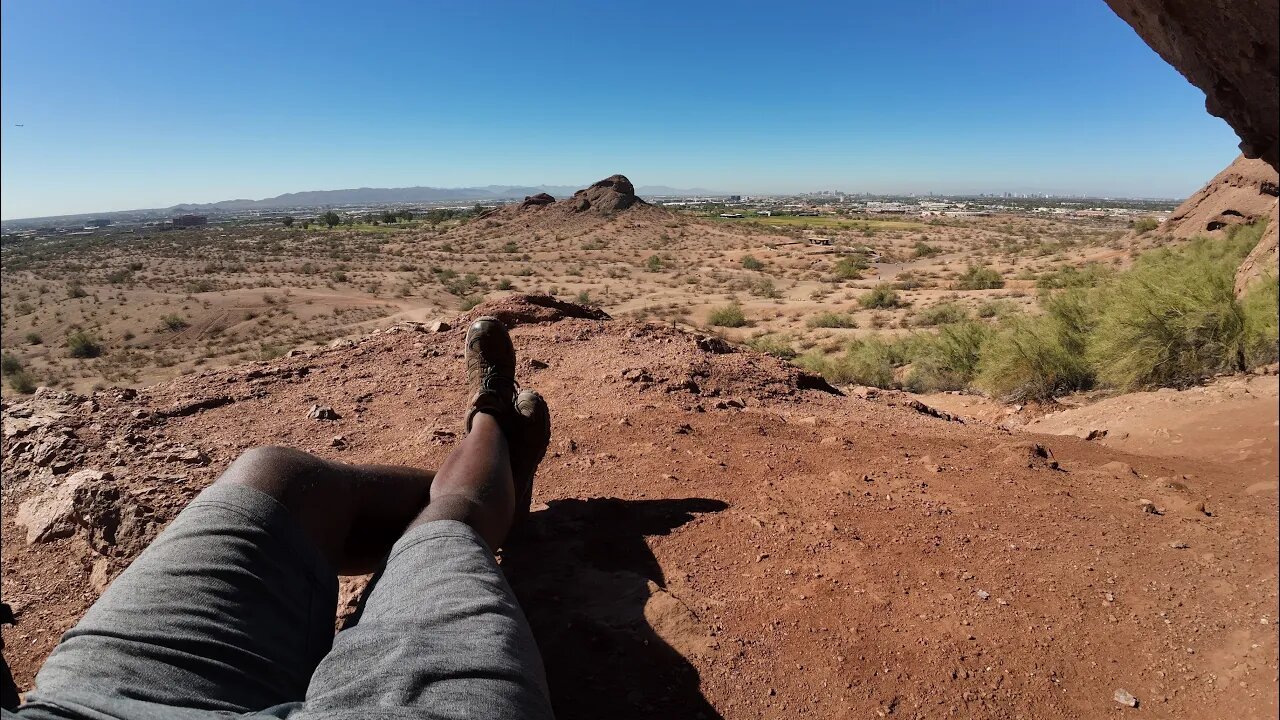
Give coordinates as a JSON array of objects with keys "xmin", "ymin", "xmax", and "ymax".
[{"xmin": 3, "ymin": 296, "xmax": 1276, "ymax": 719}]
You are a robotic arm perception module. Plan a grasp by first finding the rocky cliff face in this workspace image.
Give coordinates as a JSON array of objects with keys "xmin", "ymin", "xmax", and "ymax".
[{"xmin": 1105, "ymin": 0, "xmax": 1279, "ymax": 171}]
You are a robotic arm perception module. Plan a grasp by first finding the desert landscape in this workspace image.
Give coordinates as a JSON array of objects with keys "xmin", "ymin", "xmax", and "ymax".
[{"xmin": 3, "ymin": 0, "xmax": 1279, "ymax": 718}]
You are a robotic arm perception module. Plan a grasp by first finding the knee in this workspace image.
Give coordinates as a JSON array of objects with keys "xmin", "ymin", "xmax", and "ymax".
[{"xmin": 217, "ymin": 445, "xmax": 325, "ymax": 500}]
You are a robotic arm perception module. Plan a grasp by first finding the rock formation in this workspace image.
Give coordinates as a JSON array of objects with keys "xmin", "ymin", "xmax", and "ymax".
[
  {"xmin": 519, "ymin": 192, "xmax": 556, "ymax": 210},
  {"xmin": 568, "ymin": 174, "xmax": 643, "ymax": 214},
  {"xmin": 1105, "ymin": 0, "xmax": 1279, "ymax": 171},
  {"xmin": 1161, "ymin": 156, "xmax": 1278, "ymax": 237}
]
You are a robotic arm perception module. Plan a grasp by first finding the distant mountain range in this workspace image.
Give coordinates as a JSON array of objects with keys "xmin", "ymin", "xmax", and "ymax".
[
  {"xmin": 0, "ymin": 183, "xmax": 726, "ymax": 226},
  {"xmin": 168, "ymin": 183, "xmax": 723, "ymax": 213}
]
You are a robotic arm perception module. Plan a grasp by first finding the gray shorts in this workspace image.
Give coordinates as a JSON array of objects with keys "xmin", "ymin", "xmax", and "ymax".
[{"xmin": 6, "ymin": 482, "xmax": 553, "ymax": 720}]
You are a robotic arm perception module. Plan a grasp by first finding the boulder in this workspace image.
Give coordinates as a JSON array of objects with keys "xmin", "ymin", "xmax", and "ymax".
[
  {"xmin": 13, "ymin": 470, "xmax": 152, "ymax": 553},
  {"xmin": 568, "ymin": 175, "xmax": 644, "ymax": 214},
  {"xmin": 519, "ymin": 192, "xmax": 556, "ymax": 209}
]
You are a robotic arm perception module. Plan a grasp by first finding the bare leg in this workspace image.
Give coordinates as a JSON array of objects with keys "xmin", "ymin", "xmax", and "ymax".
[
  {"xmin": 217, "ymin": 446, "xmax": 435, "ymax": 575},
  {"xmin": 409, "ymin": 412, "xmax": 515, "ymax": 550}
]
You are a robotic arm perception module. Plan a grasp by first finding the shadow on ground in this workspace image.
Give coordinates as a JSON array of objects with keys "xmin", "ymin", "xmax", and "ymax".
[{"xmin": 502, "ymin": 497, "xmax": 728, "ymax": 720}]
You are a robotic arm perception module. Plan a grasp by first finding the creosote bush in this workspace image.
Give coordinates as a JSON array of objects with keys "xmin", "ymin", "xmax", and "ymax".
[
  {"xmin": 858, "ymin": 284, "xmax": 901, "ymax": 309},
  {"xmin": 708, "ymin": 303, "xmax": 747, "ymax": 327}
]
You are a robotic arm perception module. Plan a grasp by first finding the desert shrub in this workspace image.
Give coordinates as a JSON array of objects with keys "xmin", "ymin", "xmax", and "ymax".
[
  {"xmin": 902, "ymin": 321, "xmax": 990, "ymax": 392},
  {"xmin": 106, "ymin": 269, "xmax": 132, "ymax": 284},
  {"xmin": 1035, "ymin": 263, "xmax": 1111, "ymax": 290},
  {"xmin": 741, "ymin": 255, "xmax": 765, "ymax": 271},
  {"xmin": 24, "ymin": 332, "xmax": 42, "ymax": 345},
  {"xmin": 1089, "ymin": 236, "xmax": 1250, "ymax": 390},
  {"xmin": 708, "ymin": 304, "xmax": 747, "ymax": 327},
  {"xmin": 8, "ymin": 370, "xmax": 37, "ymax": 394},
  {"xmin": 832, "ymin": 254, "xmax": 869, "ymax": 280},
  {"xmin": 976, "ymin": 313, "xmax": 1093, "ymax": 401},
  {"xmin": 913, "ymin": 302, "xmax": 968, "ymax": 327},
  {"xmin": 67, "ymin": 282, "xmax": 88, "ymax": 299},
  {"xmin": 806, "ymin": 311, "xmax": 858, "ymax": 329},
  {"xmin": 645, "ymin": 255, "xmax": 665, "ymax": 272},
  {"xmin": 1241, "ymin": 274, "xmax": 1279, "ymax": 367},
  {"xmin": 497, "ymin": 279, "xmax": 514, "ymax": 291},
  {"xmin": 749, "ymin": 277, "xmax": 781, "ymax": 298},
  {"xmin": 798, "ymin": 335, "xmax": 898, "ymax": 387},
  {"xmin": 975, "ymin": 300, "xmax": 1018, "ymax": 319},
  {"xmin": 575, "ymin": 290, "xmax": 592, "ymax": 305},
  {"xmin": 67, "ymin": 330, "xmax": 103, "ymax": 359},
  {"xmin": 912, "ymin": 241, "xmax": 942, "ymax": 258},
  {"xmin": 186, "ymin": 279, "xmax": 215, "ymax": 293},
  {"xmin": 1, "ymin": 353, "xmax": 22, "ymax": 375},
  {"xmin": 160, "ymin": 314, "xmax": 190, "ymax": 331},
  {"xmin": 858, "ymin": 284, "xmax": 901, "ymax": 309},
  {"xmin": 955, "ymin": 265, "xmax": 1004, "ymax": 290},
  {"xmin": 745, "ymin": 333, "xmax": 797, "ymax": 359},
  {"xmin": 1132, "ymin": 217, "xmax": 1159, "ymax": 234}
]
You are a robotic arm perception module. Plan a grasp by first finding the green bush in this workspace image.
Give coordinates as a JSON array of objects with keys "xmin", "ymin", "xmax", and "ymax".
[
  {"xmin": 1132, "ymin": 217, "xmax": 1160, "ymax": 234},
  {"xmin": 645, "ymin": 255, "xmax": 665, "ymax": 272},
  {"xmin": 1089, "ymin": 236, "xmax": 1250, "ymax": 390},
  {"xmin": 1035, "ymin": 263, "xmax": 1112, "ymax": 290},
  {"xmin": 1241, "ymin": 274, "xmax": 1279, "ymax": 367},
  {"xmin": 67, "ymin": 330, "xmax": 103, "ymax": 359},
  {"xmin": 955, "ymin": 265, "xmax": 1004, "ymax": 290},
  {"xmin": 708, "ymin": 303, "xmax": 747, "ymax": 327},
  {"xmin": 806, "ymin": 311, "xmax": 858, "ymax": 329},
  {"xmin": 913, "ymin": 302, "xmax": 968, "ymax": 327},
  {"xmin": 912, "ymin": 241, "xmax": 942, "ymax": 258},
  {"xmin": 832, "ymin": 254, "xmax": 869, "ymax": 280},
  {"xmin": 976, "ymin": 313, "xmax": 1093, "ymax": 401},
  {"xmin": 744, "ymin": 333, "xmax": 797, "ymax": 359},
  {"xmin": 8, "ymin": 370, "xmax": 37, "ymax": 394},
  {"xmin": 798, "ymin": 335, "xmax": 898, "ymax": 387},
  {"xmin": 741, "ymin": 255, "xmax": 765, "ymax": 271},
  {"xmin": 903, "ymin": 321, "xmax": 990, "ymax": 392},
  {"xmin": 160, "ymin": 314, "xmax": 190, "ymax": 331},
  {"xmin": 1, "ymin": 353, "xmax": 22, "ymax": 375},
  {"xmin": 749, "ymin": 277, "xmax": 781, "ymax": 298},
  {"xmin": 976, "ymin": 300, "xmax": 1018, "ymax": 319},
  {"xmin": 24, "ymin": 332, "xmax": 43, "ymax": 345},
  {"xmin": 858, "ymin": 284, "xmax": 901, "ymax": 309}
]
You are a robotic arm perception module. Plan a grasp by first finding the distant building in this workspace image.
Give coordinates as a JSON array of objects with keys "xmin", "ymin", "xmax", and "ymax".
[
  {"xmin": 172, "ymin": 214, "xmax": 208, "ymax": 228},
  {"xmin": 719, "ymin": 213, "xmax": 745, "ymax": 218},
  {"xmin": 726, "ymin": 195, "xmax": 742, "ymax": 202}
]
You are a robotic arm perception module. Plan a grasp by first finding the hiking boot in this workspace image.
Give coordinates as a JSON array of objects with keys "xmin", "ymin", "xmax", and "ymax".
[
  {"xmin": 463, "ymin": 316, "xmax": 517, "ymax": 433},
  {"xmin": 510, "ymin": 388, "xmax": 551, "ymax": 529}
]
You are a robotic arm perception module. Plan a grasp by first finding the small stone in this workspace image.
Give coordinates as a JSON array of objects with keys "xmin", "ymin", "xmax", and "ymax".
[
  {"xmin": 307, "ymin": 404, "xmax": 340, "ymax": 421},
  {"xmin": 1170, "ymin": 540, "xmax": 1190, "ymax": 549},
  {"xmin": 1138, "ymin": 499, "xmax": 1163, "ymax": 515},
  {"xmin": 1102, "ymin": 461, "xmax": 1136, "ymax": 476},
  {"xmin": 331, "ymin": 435, "xmax": 347, "ymax": 448},
  {"xmin": 674, "ymin": 423, "xmax": 694, "ymax": 435},
  {"xmin": 975, "ymin": 590, "xmax": 990, "ymax": 601},
  {"xmin": 1113, "ymin": 689, "xmax": 1138, "ymax": 708},
  {"xmin": 527, "ymin": 358, "xmax": 549, "ymax": 369},
  {"xmin": 428, "ymin": 321, "xmax": 451, "ymax": 333}
]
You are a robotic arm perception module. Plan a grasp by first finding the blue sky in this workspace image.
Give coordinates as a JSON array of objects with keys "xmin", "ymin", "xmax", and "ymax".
[{"xmin": 1, "ymin": 0, "xmax": 1243, "ymax": 219}]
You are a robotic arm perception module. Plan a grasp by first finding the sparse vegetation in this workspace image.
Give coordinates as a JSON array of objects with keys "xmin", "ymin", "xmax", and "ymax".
[
  {"xmin": 708, "ymin": 303, "xmax": 748, "ymax": 327},
  {"xmin": 858, "ymin": 284, "xmax": 902, "ymax": 309},
  {"xmin": 742, "ymin": 255, "xmax": 765, "ymax": 271},
  {"xmin": 806, "ymin": 311, "xmax": 858, "ymax": 329},
  {"xmin": 67, "ymin": 330, "xmax": 103, "ymax": 359},
  {"xmin": 955, "ymin": 265, "xmax": 1004, "ymax": 290}
]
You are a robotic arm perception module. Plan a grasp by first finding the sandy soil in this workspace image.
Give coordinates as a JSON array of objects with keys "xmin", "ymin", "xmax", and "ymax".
[{"xmin": 3, "ymin": 296, "xmax": 1275, "ymax": 719}]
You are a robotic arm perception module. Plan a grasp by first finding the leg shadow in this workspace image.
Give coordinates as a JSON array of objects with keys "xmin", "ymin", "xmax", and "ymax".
[{"xmin": 501, "ymin": 497, "xmax": 728, "ymax": 720}]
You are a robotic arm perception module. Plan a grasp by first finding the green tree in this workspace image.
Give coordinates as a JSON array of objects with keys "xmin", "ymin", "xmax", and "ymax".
[
  {"xmin": 282, "ymin": 215, "xmax": 295, "ymax": 228},
  {"xmin": 322, "ymin": 211, "xmax": 341, "ymax": 228}
]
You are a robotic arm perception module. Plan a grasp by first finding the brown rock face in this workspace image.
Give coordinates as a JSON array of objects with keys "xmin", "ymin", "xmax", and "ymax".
[
  {"xmin": 1158, "ymin": 155, "xmax": 1277, "ymax": 294},
  {"xmin": 1105, "ymin": 0, "xmax": 1279, "ymax": 170},
  {"xmin": 519, "ymin": 192, "xmax": 556, "ymax": 209},
  {"xmin": 1162, "ymin": 155, "xmax": 1279, "ymax": 237},
  {"xmin": 569, "ymin": 174, "xmax": 643, "ymax": 213}
]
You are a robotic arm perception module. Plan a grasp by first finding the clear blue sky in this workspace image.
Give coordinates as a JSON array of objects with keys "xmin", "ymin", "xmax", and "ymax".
[{"xmin": 0, "ymin": 0, "xmax": 1243, "ymax": 219}]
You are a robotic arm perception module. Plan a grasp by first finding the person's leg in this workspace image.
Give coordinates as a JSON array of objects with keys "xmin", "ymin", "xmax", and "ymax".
[
  {"xmin": 299, "ymin": 321, "xmax": 554, "ymax": 720},
  {"xmin": 14, "ymin": 449, "xmax": 440, "ymax": 720},
  {"xmin": 218, "ymin": 446, "xmax": 437, "ymax": 575}
]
